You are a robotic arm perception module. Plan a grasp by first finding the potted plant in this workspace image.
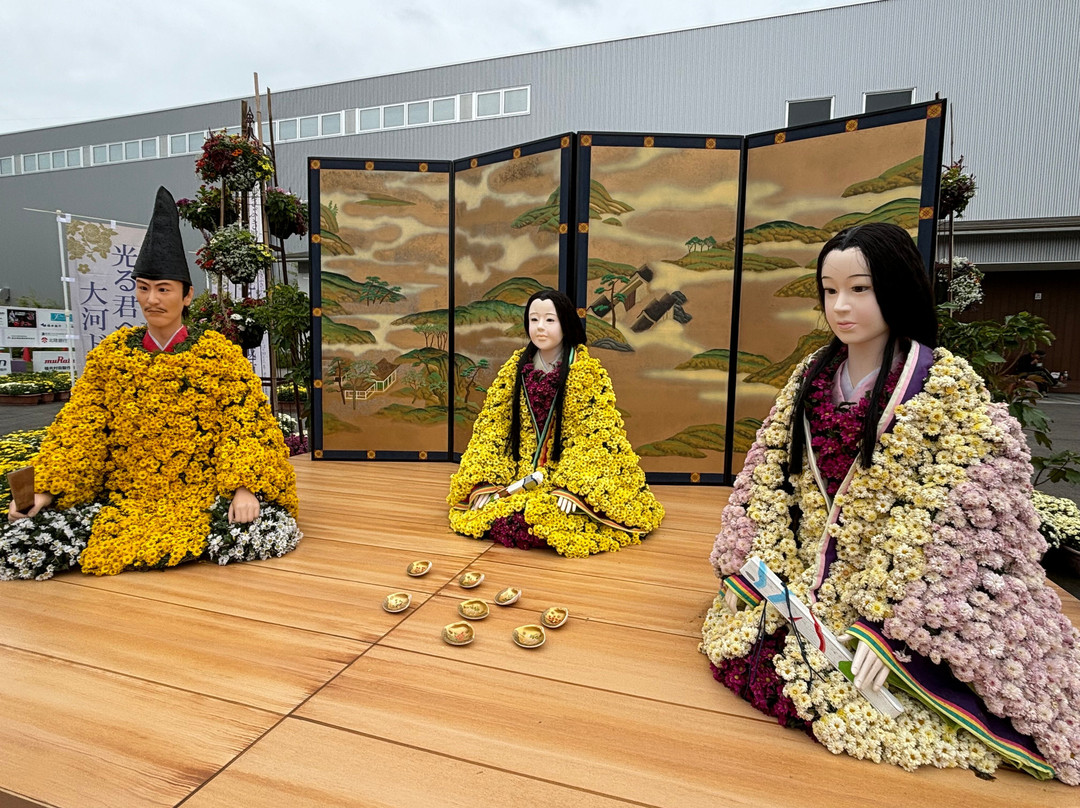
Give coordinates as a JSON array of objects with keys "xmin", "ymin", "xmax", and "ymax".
[
  {"xmin": 196, "ymin": 224, "xmax": 274, "ymax": 285},
  {"xmin": 195, "ymin": 130, "xmax": 274, "ymax": 192},
  {"xmin": 264, "ymin": 187, "xmax": 308, "ymax": 240},
  {"xmin": 1033, "ymin": 490, "xmax": 1080, "ymax": 576},
  {"xmin": 0, "ymin": 380, "xmax": 48, "ymax": 405},
  {"xmin": 177, "ymin": 185, "xmax": 240, "ymax": 234}
]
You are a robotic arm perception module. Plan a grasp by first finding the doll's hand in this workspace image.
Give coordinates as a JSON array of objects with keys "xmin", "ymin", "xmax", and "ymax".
[
  {"xmin": 228, "ymin": 487, "xmax": 260, "ymax": 524},
  {"xmin": 7, "ymin": 492, "xmax": 53, "ymax": 522},
  {"xmin": 844, "ymin": 634, "xmax": 890, "ymax": 692},
  {"xmin": 472, "ymin": 492, "xmax": 492, "ymax": 510},
  {"xmin": 556, "ymin": 495, "xmax": 576, "ymax": 514}
]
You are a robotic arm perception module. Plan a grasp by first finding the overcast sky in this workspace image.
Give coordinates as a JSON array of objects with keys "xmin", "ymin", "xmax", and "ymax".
[{"xmin": 0, "ymin": 0, "xmax": 865, "ymax": 135}]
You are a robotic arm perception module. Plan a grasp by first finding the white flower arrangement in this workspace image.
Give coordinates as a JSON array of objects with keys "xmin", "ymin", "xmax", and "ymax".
[{"xmin": 0, "ymin": 503, "xmax": 101, "ymax": 580}]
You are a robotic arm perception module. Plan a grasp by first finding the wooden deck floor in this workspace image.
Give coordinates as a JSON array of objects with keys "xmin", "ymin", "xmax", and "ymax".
[{"xmin": 1, "ymin": 457, "xmax": 1077, "ymax": 807}]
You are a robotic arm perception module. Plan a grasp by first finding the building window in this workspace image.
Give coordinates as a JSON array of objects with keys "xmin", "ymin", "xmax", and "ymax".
[
  {"xmin": 503, "ymin": 87, "xmax": 529, "ymax": 114},
  {"xmin": 278, "ymin": 119, "xmax": 298, "ymax": 141},
  {"xmin": 476, "ymin": 91, "xmax": 501, "ymax": 117},
  {"xmin": 67, "ymin": 148, "xmax": 81, "ymax": 167},
  {"xmin": 320, "ymin": 112, "xmax": 342, "ymax": 136},
  {"xmin": 786, "ymin": 97, "xmax": 833, "ymax": 127},
  {"xmin": 408, "ymin": 101, "xmax": 429, "ymax": 125},
  {"xmin": 864, "ymin": 88, "xmax": 915, "ymax": 113},
  {"xmin": 23, "ymin": 154, "xmax": 37, "ymax": 172},
  {"xmin": 432, "ymin": 97, "xmax": 456, "ymax": 122},
  {"xmin": 359, "ymin": 107, "xmax": 381, "ymax": 131},
  {"xmin": 383, "ymin": 105, "xmax": 405, "ymax": 128},
  {"xmin": 299, "ymin": 116, "xmax": 319, "ymax": 138},
  {"xmin": 0, "ymin": 156, "xmax": 13, "ymax": 175}
]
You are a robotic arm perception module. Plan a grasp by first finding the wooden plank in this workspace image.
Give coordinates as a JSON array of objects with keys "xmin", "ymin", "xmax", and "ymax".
[
  {"xmin": 297, "ymin": 645, "xmax": 1078, "ymax": 808},
  {"xmin": 61, "ymin": 562, "xmax": 432, "ymax": 644},
  {"xmin": 425, "ymin": 559, "xmax": 715, "ymax": 637},
  {"xmin": 0, "ymin": 645, "xmax": 277, "ymax": 808},
  {"xmin": 264, "ymin": 537, "xmax": 480, "ymax": 591},
  {"xmin": 377, "ymin": 594, "xmax": 754, "ymax": 718},
  {"xmin": 182, "ymin": 717, "xmax": 639, "ymax": 808},
  {"xmin": 0, "ymin": 582, "xmax": 367, "ymax": 714}
]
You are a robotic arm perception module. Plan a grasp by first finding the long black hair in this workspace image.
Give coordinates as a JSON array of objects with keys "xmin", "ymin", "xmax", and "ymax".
[
  {"xmin": 790, "ymin": 223, "xmax": 937, "ymax": 473},
  {"xmin": 507, "ymin": 288, "xmax": 587, "ymax": 463}
]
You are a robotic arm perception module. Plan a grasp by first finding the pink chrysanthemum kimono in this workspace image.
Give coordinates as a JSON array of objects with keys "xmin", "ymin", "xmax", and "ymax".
[{"xmin": 701, "ymin": 342, "xmax": 1080, "ymax": 785}]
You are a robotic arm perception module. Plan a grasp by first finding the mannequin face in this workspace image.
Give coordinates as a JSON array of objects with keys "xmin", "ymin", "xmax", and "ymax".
[
  {"xmin": 135, "ymin": 278, "xmax": 193, "ymax": 334},
  {"xmin": 820, "ymin": 247, "xmax": 888, "ymax": 356},
  {"xmin": 528, "ymin": 298, "xmax": 564, "ymax": 357}
]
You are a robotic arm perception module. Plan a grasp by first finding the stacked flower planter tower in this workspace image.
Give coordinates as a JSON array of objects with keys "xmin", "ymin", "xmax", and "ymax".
[{"xmin": 176, "ymin": 99, "xmax": 311, "ymax": 450}]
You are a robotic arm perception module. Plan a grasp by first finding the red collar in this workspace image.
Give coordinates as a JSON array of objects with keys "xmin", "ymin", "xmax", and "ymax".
[{"xmin": 142, "ymin": 325, "xmax": 188, "ymax": 353}]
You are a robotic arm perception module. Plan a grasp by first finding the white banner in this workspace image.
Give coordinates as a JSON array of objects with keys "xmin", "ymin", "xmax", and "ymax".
[
  {"xmin": 33, "ymin": 351, "xmax": 74, "ymax": 373},
  {"xmin": 35, "ymin": 308, "xmax": 73, "ymax": 347},
  {"xmin": 65, "ymin": 219, "xmax": 147, "ymax": 372}
]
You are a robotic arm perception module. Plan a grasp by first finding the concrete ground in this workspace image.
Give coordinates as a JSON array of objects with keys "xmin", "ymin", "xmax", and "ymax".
[{"xmin": 2, "ymin": 395, "xmax": 1078, "ymax": 597}]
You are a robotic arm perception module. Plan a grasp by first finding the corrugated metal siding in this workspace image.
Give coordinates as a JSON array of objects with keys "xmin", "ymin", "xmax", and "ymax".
[
  {"xmin": 954, "ymin": 232, "xmax": 1080, "ymax": 266},
  {"xmin": 1, "ymin": 0, "xmax": 1077, "ymax": 295}
]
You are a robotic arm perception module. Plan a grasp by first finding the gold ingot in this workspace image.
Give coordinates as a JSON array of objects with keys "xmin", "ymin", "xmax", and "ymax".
[
  {"xmin": 494, "ymin": 586, "xmax": 521, "ymax": 606},
  {"xmin": 458, "ymin": 599, "xmax": 490, "ymax": 621},
  {"xmin": 442, "ymin": 621, "xmax": 475, "ymax": 646},
  {"xmin": 540, "ymin": 607, "xmax": 568, "ymax": 629},
  {"xmin": 459, "ymin": 571, "xmax": 485, "ymax": 589},
  {"xmin": 512, "ymin": 624, "xmax": 546, "ymax": 648},
  {"xmin": 382, "ymin": 592, "xmax": 412, "ymax": 613},
  {"xmin": 406, "ymin": 559, "xmax": 432, "ymax": 577}
]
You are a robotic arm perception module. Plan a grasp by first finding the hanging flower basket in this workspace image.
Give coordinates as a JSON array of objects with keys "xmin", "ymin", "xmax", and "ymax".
[
  {"xmin": 177, "ymin": 185, "xmax": 240, "ymax": 233},
  {"xmin": 939, "ymin": 157, "xmax": 977, "ymax": 219},
  {"xmin": 195, "ymin": 130, "xmax": 274, "ymax": 192},
  {"xmin": 196, "ymin": 224, "xmax": 273, "ymax": 285},
  {"xmin": 264, "ymin": 187, "xmax": 308, "ymax": 240},
  {"xmin": 187, "ymin": 291, "xmax": 266, "ymax": 349}
]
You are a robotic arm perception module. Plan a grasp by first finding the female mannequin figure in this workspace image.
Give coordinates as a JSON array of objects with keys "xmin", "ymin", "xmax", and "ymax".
[
  {"xmin": 448, "ymin": 289, "xmax": 663, "ymax": 557},
  {"xmin": 701, "ymin": 223, "xmax": 1080, "ymax": 784},
  {"xmin": 2, "ymin": 187, "xmax": 299, "ymax": 579}
]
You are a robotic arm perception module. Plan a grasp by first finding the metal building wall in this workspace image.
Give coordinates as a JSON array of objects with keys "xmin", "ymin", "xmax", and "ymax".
[{"xmin": 1, "ymin": 0, "xmax": 1077, "ymax": 301}]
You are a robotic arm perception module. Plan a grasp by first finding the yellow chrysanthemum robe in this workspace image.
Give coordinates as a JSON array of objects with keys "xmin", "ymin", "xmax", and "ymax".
[
  {"xmin": 448, "ymin": 346, "xmax": 663, "ymax": 557},
  {"xmin": 32, "ymin": 327, "xmax": 298, "ymax": 575}
]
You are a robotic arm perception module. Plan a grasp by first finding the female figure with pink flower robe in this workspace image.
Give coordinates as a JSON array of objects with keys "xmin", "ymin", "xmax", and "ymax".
[{"xmin": 701, "ymin": 223, "xmax": 1080, "ymax": 784}]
